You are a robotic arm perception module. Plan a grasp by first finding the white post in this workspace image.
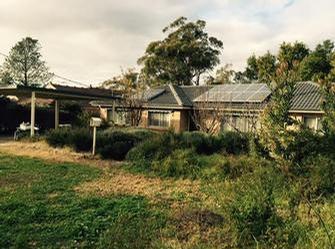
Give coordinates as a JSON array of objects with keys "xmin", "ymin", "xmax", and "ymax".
[
  {"xmin": 55, "ymin": 100, "xmax": 60, "ymax": 129},
  {"xmin": 92, "ymin": 126, "xmax": 97, "ymax": 155},
  {"xmin": 30, "ymin": 91, "xmax": 36, "ymax": 137}
]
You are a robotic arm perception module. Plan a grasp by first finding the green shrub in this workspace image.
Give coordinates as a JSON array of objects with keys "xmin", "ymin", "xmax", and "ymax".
[
  {"xmin": 127, "ymin": 131, "xmax": 181, "ymax": 162},
  {"xmin": 70, "ymin": 128, "xmax": 92, "ymax": 152},
  {"xmin": 200, "ymin": 155, "xmax": 266, "ymax": 180},
  {"xmin": 181, "ymin": 132, "xmax": 219, "ymax": 155},
  {"xmin": 151, "ymin": 149, "xmax": 201, "ymax": 178},
  {"xmin": 45, "ymin": 128, "xmax": 71, "ymax": 147},
  {"xmin": 97, "ymin": 131, "xmax": 140, "ymax": 160},
  {"xmin": 228, "ymin": 167, "xmax": 280, "ymax": 243},
  {"xmin": 303, "ymin": 155, "xmax": 335, "ymax": 197},
  {"xmin": 217, "ymin": 131, "xmax": 249, "ymax": 155}
]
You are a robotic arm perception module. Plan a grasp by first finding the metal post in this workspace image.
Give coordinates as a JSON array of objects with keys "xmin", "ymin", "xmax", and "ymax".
[
  {"xmin": 30, "ymin": 91, "xmax": 36, "ymax": 137},
  {"xmin": 92, "ymin": 126, "xmax": 97, "ymax": 155},
  {"xmin": 55, "ymin": 100, "xmax": 59, "ymax": 129}
]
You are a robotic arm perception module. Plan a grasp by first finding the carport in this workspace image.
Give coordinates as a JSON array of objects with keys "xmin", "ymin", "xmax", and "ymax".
[{"xmin": 0, "ymin": 84, "xmax": 121, "ymax": 137}]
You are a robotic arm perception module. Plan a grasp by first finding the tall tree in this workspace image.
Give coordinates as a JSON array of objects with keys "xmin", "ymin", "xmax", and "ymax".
[
  {"xmin": 256, "ymin": 51, "xmax": 277, "ymax": 84},
  {"xmin": 245, "ymin": 54, "xmax": 258, "ymax": 81},
  {"xmin": 278, "ymin": 41, "xmax": 309, "ymax": 70},
  {"xmin": 299, "ymin": 40, "xmax": 334, "ymax": 81},
  {"xmin": 0, "ymin": 37, "xmax": 51, "ymax": 86},
  {"xmin": 138, "ymin": 17, "xmax": 223, "ymax": 86}
]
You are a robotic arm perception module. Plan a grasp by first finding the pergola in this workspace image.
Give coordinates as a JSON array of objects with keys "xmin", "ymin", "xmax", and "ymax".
[{"xmin": 0, "ymin": 84, "xmax": 121, "ymax": 137}]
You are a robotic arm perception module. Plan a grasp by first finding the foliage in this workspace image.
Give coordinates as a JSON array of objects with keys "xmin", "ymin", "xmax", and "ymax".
[
  {"xmin": 138, "ymin": 17, "xmax": 223, "ymax": 86},
  {"xmin": 299, "ymin": 155, "xmax": 335, "ymax": 198},
  {"xmin": 245, "ymin": 54, "xmax": 258, "ymax": 81},
  {"xmin": 259, "ymin": 62, "xmax": 298, "ymax": 170},
  {"xmin": 97, "ymin": 131, "xmax": 140, "ymax": 160},
  {"xmin": 256, "ymin": 51, "xmax": 277, "ymax": 84},
  {"xmin": 0, "ymin": 37, "xmax": 51, "ymax": 86},
  {"xmin": 320, "ymin": 79, "xmax": 335, "ymax": 135},
  {"xmin": 46, "ymin": 128, "xmax": 92, "ymax": 151},
  {"xmin": 227, "ymin": 167, "xmax": 279, "ymax": 244},
  {"xmin": 278, "ymin": 41, "xmax": 309, "ymax": 70},
  {"xmin": 299, "ymin": 40, "xmax": 334, "ymax": 81},
  {"xmin": 151, "ymin": 149, "xmax": 201, "ymax": 178}
]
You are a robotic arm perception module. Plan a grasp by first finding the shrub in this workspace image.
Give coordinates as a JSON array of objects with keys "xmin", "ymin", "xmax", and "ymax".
[
  {"xmin": 181, "ymin": 132, "xmax": 219, "ymax": 155},
  {"xmin": 304, "ymin": 155, "xmax": 335, "ymax": 197},
  {"xmin": 70, "ymin": 128, "xmax": 92, "ymax": 152},
  {"xmin": 200, "ymin": 155, "xmax": 267, "ymax": 180},
  {"xmin": 128, "ymin": 131, "xmax": 181, "ymax": 160},
  {"xmin": 97, "ymin": 131, "xmax": 140, "ymax": 160},
  {"xmin": 228, "ymin": 167, "xmax": 280, "ymax": 244},
  {"xmin": 46, "ymin": 128, "xmax": 73, "ymax": 147},
  {"xmin": 151, "ymin": 149, "xmax": 201, "ymax": 178},
  {"xmin": 217, "ymin": 131, "xmax": 249, "ymax": 155}
]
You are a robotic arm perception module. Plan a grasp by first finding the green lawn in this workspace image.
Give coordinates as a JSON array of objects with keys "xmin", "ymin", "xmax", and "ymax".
[{"xmin": 0, "ymin": 154, "xmax": 165, "ymax": 249}]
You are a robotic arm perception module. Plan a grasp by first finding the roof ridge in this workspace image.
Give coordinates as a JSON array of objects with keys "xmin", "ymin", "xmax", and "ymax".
[{"xmin": 168, "ymin": 84, "xmax": 183, "ymax": 106}]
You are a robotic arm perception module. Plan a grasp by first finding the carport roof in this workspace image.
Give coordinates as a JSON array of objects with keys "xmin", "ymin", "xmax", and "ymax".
[{"xmin": 0, "ymin": 84, "xmax": 121, "ymax": 100}]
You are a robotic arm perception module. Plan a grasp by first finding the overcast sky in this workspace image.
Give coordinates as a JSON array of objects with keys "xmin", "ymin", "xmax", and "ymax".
[{"xmin": 0, "ymin": 0, "xmax": 334, "ymax": 86}]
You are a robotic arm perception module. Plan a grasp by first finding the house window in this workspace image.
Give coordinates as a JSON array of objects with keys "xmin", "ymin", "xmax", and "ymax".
[
  {"xmin": 108, "ymin": 109, "xmax": 131, "ymax": 125},
  {"xmin": 303, "ymin": 116, "xmax": 322, "ymax": 131},
  {"xmin": 148, "ymin": 111, "xmax": 170, "ymax": 127}
]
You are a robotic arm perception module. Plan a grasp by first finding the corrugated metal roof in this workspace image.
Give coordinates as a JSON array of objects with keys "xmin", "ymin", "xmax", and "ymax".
[{"xmin": 290, "ymin": 81, "xmax": 322, "ymax": 112}]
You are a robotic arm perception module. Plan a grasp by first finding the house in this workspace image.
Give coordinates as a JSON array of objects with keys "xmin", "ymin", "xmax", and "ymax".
[{"xmin": 91, "ymin": 81, "xmax": 325, "ymax": 133}]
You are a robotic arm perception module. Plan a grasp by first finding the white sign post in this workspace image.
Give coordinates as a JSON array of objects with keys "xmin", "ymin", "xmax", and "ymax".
[{"xmin": 90, "ymin": 117, "xmax": 102, "ymax": 156}]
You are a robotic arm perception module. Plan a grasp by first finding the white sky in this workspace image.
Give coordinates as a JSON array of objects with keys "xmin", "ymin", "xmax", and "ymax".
[{"xmin": 0, "ymin": 0, "xmax": 334, "ymax": 85}]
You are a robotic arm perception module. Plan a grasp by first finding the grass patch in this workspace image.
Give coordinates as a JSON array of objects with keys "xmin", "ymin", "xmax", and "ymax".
[{"xmin": 0, "ymin": 154, "xmax": 165, "ymax": 248}]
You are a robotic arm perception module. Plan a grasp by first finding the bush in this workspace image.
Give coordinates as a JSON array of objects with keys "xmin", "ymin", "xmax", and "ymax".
[
  {"xmin": 303, "ymin": 155, "xmax": 335, "ymax": 197},
  {"xmin": 97, "ymin": 131, "xmax": 140, "ymax": 160},
  {"xmin": 151, "ymin": 149, "xmax": 201, "ymax": 178},
  {"xmin": 201, "ymin": 155, "xmax": 270, "ymax": 180},
  {"xmin": 45, "ymin": 128, "xmax": 71, "ymax": 147},
  {"xmin": 46, "ymin": 128, "xmax": 92, "ymax": 151},
  {"xmin": 70, "ymin": 128, "xmax": 92, "ymax": 151},
  {"xmin": 228, "ymin": 167, "xmax": 280, "ymax": 243},
  {"xmin": 217, "ymin": 131, "xmax": 249, "ymax": 155}
]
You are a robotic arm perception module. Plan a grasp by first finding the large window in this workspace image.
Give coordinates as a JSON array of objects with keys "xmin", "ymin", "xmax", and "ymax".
[{"xmin": 148, "ymin": 111, "xmax": 170, "ymax": 127}]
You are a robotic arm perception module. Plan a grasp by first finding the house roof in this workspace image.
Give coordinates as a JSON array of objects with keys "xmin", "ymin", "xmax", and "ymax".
[
  {"xmin": 290, "ymin": 81, "xmax": 322, "ymax": 113},
  {"xmin": 91, "ymin": 82, "xmax": 327, "ymax": 114}
]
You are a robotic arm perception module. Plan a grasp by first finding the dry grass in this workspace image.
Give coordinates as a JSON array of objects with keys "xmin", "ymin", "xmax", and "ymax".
[
  {"xmin": 75, "ymin": 171, "xmax": 202, "ymax": 205},
  {"xmin": 0, "ymin": 139, "xmax": 119, "ymax": 168}
]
